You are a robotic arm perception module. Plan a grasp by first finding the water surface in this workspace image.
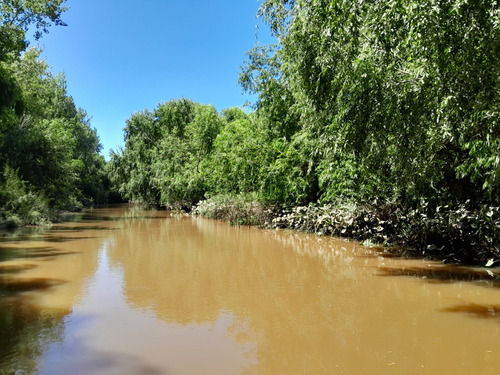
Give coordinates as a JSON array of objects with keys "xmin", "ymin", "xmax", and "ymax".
[{"xmin": 1, "ymin": 205, "xmax": 500, "ymax": 374}]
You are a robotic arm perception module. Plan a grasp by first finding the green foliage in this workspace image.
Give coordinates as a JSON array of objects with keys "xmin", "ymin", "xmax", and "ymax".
[
  {"xmin": 193, "ymin": 193, "xmax": 271, "ymax": 226},
  {"xmin": 3, "ymin": 49, "xmax": 108, "ymax": 208},
  {"xmin": 255, "ymin": 0, "xmax": 500, "ymax": 207},
  {"xmin": 0, "ymin": 48, "xmax": 109, "ymax": 224},
  {"xmin": 206, "ymin": 114, "xmax": 269, "ymax": 196},
  {"xmin": 221, "ymin": 107, "xmax": 249, "ymax": 123},
  {"xmin": 0, "ymin": 0, "xmax": 67, "ymax": 61},
  {"xmin": 0, "ymin": 3, "xmax": 109, "ymax": 227},
  {"xmin": 109, "ymin": 109, "xmax": 161, "ymax": 204},
  {"xmin": 0, "ymin": 166, "xmax": 50, "ymax": 228},
  {"xmin": 72, "ymin": 110, "xmax": 109, "ymax": 205},
  {"xmin": 239, "ymin": 44, "xmax": 299, "ymax": 141},
  {"xmin": 108, "ymin": 100, "xmax": 225, "ymax": 207}
]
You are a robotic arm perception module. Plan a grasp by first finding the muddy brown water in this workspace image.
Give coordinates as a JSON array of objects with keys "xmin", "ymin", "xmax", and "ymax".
[{"xmin": 1, "ymin": 204, "xmax": 500, "ymax": 374}]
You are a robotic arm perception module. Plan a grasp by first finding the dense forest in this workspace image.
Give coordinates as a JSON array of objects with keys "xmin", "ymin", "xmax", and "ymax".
[
  {"xmin": 0, "ymin": 0, "xmax": 109, "ymax": 228},
  {"xmin": 2, "ymin": 1, "xmax": 500, "ymax": 265}
]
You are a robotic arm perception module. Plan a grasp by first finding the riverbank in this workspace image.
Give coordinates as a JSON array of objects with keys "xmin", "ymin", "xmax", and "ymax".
[
  {"xmin": 193, "ymin": 194, "xmax": 500, "ymax": 268},
  {"xmin": 4, "ymin": 194, "xmax": 498, "ymax": 268},
  {"xmin": 0, "ymin": 204, "xmax": 101, "ymax": 231}
]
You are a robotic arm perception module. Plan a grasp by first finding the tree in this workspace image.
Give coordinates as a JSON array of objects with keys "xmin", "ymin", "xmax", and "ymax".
[
  {"xmin": 239, "ymin": 44, "xmax": 299, "ymax": 141},
  {"xmin": 0, "ymin": 0, "xmax": 67, "ymax": 61},
  {"xmin": 153, "ymin": 103, "xmax": 223, "ymax": 206},
  {"xmin": 1, "ymin": 48, "xmax": 108, "ymax": 224},
  {"xmin": 110, "ymin": 109, "xmax": 161, "ymax": 204},
  {"xmin": 108, "ymin": 99, "xmax": 224, "ymax": 207},
  {"xmin": 206, "ymin": 112, "xmax": 267, "ymax": 196},
  {"xmin": 254, "ymin": 0, "xmax": 500, "ymax": 206},
  {"xmin": 0, "ymin": 1, "xmax": 111, "ymax": 227}
]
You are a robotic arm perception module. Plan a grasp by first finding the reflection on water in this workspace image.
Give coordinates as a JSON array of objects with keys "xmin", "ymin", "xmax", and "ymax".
[
  {"xmin": 36, "ymin": 242, "xmax": 256, "ymax": 375},
  {"xmin": 443, "ymin": 303, "xmax": 500, "ymax": 321},
  {"xmin": 1, "ymin": 204, "xmax": 500, "ymax": 374},
  {"xmin": 0, "ymin": 296, "xmax": 65, "ymax": 375}
]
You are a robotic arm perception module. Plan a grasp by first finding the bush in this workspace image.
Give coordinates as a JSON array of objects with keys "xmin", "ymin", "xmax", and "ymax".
[
  {"xmin": 193, "ymin": 193, "xmax": 274, "ymax": 226},
  {"xmin": 269, "ymin": 199, "xmax": 500, "ymax": 266},
  {"xmin": 0, "ymin": 166, "xmax": 51, "ymax": 228},
  {"xmin": 399, "ymin": 203, "xmax": 500, "ymax": 265}
]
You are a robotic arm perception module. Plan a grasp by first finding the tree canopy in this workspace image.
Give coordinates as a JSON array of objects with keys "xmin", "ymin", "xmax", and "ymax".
[
  {"xmin": 242, "ymin": 0, "xmax": 500, "ymax": 207},
  {"xmin": 0, "ymin": 2, "xmax": 109, "ymax": 227},
  {"xmin": 0, "ymin": 0, "xmax": 67, "ymax": 61},
  {"xmin": 111, "ymin": 0, "xmax": 500, "ymax": 209}
]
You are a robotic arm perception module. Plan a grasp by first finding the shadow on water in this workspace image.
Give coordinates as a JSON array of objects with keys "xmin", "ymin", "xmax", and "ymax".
[
  {"xmin": 0, "ymin": 245, "xmax": 68, "ymax": 372},
  {"xmin": 78, "ymin": 214, "xmax": 164, "ymax": 222},
  {"xmin": 0, "ymin": 276, "xmax": 66, "ymax": 294},
  {"xmin": 442, "ymin": 303, "xmax": 500, "ymax": 322},
  {"xmin": 441, "ymin": 303, "xmax": 500, "ymax": 323},
  {"xmin": 39, "ymin": 236, "xmax": 96, "ymax": 243},
  {"xmin": 87, "ymin": 216, "xmax": 162, "ymax": 221},
  {"xmin": 361, "ymin": 246, "xmax": 426, "ymax": 259},
  {"xmin": 0, "ymin": 307, "xmax": 166, "ymax": 375},
  {"xmin": 0, "ymin": 246, "xmax": 79, "ymax": 263},
  {"xmin": 0, "ymin": 264, "xmax": 36, "ymax": 275},
  {"xmin": 0, "ymin": 218, "xmax": 159, "ymax": 245},
  {"xmin": 0, "ymin": 293, "xmax": 67, "ymax": 375},
  {"xmin": 0, "ymin": 204, "xmax": 167, "ymax": 246},
  {"xmin": 49, "ymin": 225, "xmax": 119, "ymax": 232},
  {"xmin": 37, "ymin": 335, "xmax": 167, "ymax": 375},
  {"xmin": 79, "ymin": 354, "xmax": 166, "ymax": 375},
  {"xmin": 79, "ymin": 215, "xmax": 123, "ymax": 222},
  {"xmin": 376, "ymin": 264, "xmax": 500, "ymax": 286},
  {"xmin": 371, "ymin": 255, "xmax": 500, "ymax": 324},
  {"xmin": 0, "ymin": 235, "xmax": 99, "ymax": 244},
  {"xmin": 0, "ymin": 227, "xmax": 50, "ymax": 243},
  {"xmin": 0, "ymin": 205, "xmax": 170, "ymax": 374}
]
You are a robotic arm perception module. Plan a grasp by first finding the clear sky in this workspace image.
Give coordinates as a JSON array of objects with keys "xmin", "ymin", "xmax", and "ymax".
[{"xmin": 31, "ymin": 0, "xmax": 274, "ymax": 158}]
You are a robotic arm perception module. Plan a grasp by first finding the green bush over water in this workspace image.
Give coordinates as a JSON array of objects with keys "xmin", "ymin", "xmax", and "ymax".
[
  {"xmin": 193, "ymin": 193, "xmax": 273, "ymax": 226},
  {"xmin": 269, "ymin": 200, "xmax": 500, "ymax": 266},
  {"xmin": 0, "ymin": 166, "xmax": 50, "ymax": 228},
  {"xmin": 192, "ymin": 193, "xmax": 500, "ymax": 265}
]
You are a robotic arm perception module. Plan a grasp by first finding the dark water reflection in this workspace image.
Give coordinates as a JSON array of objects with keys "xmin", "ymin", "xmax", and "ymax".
[
  {"xmin": 1, "ymin": 205, "xmax": 500, "ymax": 374},
  {"xmin": 442, "ymin": 303, "xmax": 500, "ymax": 321},
  {"xmin": 378, "ymin": 264, "xmax": 500, "ymax": 285},
  {"xmin": 0, "ymin": 297, "xmax": 65, "ymax": 375}
]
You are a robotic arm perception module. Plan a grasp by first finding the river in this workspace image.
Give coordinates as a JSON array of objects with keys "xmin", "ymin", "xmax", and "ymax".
[{"xmin": 1, "ymin": 204, "xmax": 499, "ymax": 374}]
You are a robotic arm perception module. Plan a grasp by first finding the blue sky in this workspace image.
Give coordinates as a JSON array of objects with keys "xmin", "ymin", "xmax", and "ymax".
[{"xmin": 32, "ymin": 0, "xmax": 274, "ymax": 158}]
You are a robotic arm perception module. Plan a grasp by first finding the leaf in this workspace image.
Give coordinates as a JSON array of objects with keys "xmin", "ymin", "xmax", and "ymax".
[{"xmin": 485, "ymin": 259, "xmax": 495, "ymax": 267}]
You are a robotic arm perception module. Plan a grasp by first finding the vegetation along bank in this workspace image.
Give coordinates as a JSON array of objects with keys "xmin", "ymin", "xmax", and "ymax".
[
  {"xmin": 1, "ymin": 1, "xmax": 113, "ymax": 229},
  {"xmin": 2, "ymin": 1, "xmax": 500, "ymax": 267}
]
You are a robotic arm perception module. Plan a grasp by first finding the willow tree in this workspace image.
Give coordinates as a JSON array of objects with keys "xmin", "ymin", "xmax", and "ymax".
[{"xmin": 253, "ymin": 0, "xmax": 500, "ymax": 206}]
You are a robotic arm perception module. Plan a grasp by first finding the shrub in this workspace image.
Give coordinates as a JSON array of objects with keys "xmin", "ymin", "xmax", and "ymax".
[
  {"xmin": 193, "ymin": 193, "xmax": 274, "ymax": 226},
  {"xmin": 0, "ymin": 166, "xmax": 51, "ymax": 228},
  {"xmin": 269, "ymin": 199, "xmax": 500, "ymax": 266}
]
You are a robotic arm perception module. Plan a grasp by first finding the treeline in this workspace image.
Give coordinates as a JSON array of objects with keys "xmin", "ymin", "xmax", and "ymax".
[
  {"xmin": 0, "ymin": 0, "xmax": 110, "ymax": 228},
  {"xmin": 108, "ymin": 99, "xmax": 290, "ymax": 207},
  {"xmin": 109, "ymin": 0, "xmax": 500, "ymax": 264},
  {"xmin": 2, "ymin": 1, "xmax": 499, "ymax": 263}
]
